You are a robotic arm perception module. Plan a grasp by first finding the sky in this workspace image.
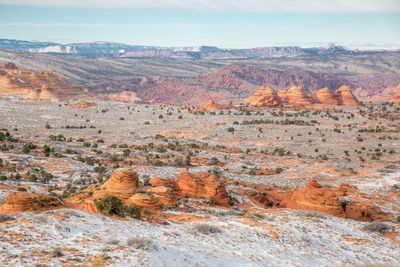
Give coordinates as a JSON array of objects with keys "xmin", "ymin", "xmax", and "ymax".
[{"xmin": 0, "ymin": 0, "xmax": 399, "ymax": 49}]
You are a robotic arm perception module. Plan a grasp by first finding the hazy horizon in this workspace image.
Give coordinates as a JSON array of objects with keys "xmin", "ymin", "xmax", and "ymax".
[{"xmin": 1, "ymin": 0, "xmax": 399, "ymax": 49}]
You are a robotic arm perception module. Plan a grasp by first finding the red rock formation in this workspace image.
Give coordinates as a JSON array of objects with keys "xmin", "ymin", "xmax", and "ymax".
[
  {"xmin": 127, "ymin": 193, "xmax": 162, "ymax": 210},
  {"xmin": 64, "ymin": 193, "xmax": 98, "ymax": 213},
  {"xmin": 149, "ymin": 177, "xmax": 176, "ymax": 188},
  {"xmin": 70, "ymin": 100, "xmax": 96, "ymax": 109},
  {"xmin": 148, "ymin": 186, "xmax": 178, "ymax": 208},
  {"xmin": 1, "ymin": 62, "xmax": 18, "ymax": 69},
  {"xmin": 281, "ymin": 180, "xmax": 347, "ymax": 216},
  {"xmin": 93, "ymin": 168, "xmax": 139, "ymax": 200},
  {"xmin": 0, "ymin": 68, "xmax": 88, "ymax": 101},
  {"xmin": 107, "ymin": 91, "xmax": 143, "ymax": 103},
  {"xmin": 176, "ymin": 171, "xmax": 229, "ymax": 205},
  {"xmin": 194, "ymin": 100, "xmax": 229, "ymax": 111},
  {"xmin": 287, "ymin": 86, "xmax": 313, "ymax": 105},
  {"xmin": 277, "ymin": 89, "xmax": 289, "ymax": 103},
  {"xmin": 0, "ymin": 191, "xmax": 61, "ymax": 214},
  {"xmin": 279, "ymin": 180, "xmax": 390, "ymax": 221},
  {"xmin": 314, "ymin": 87, "xmax": 338, "ymax": 105},
  {"xmin": 335, "ymin": 86, "xmax": 361, "ymax": 106},
  {"xmin": 245, "ymin": 86, "xmax": 281, "ymax": 106},
  {"xmin": 391, "ymin": 85, "xmax": 400, "ymax": 104}
]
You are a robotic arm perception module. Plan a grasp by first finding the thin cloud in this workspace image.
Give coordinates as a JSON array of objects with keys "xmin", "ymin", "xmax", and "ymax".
[{"xmin": 0, "ymin": 0, "xmax": 399, "ymax": 12}]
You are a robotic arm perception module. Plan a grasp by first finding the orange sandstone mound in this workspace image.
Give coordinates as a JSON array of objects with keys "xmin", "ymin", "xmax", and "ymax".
[
  {"xmin": 277, "ymin": 89, "xmax": 288, "ymax": 103},
  {"xmin": 148, "ymin": 186, "xmax": 178, "ymax": 208},
  {"xmin": 0, "ymin": 191, "xmax": 61, "ymax": 214},
  {"xmin": 194, "ymin": 100, "xmax": 230, "ymax": 111},
  {"xmin": 286, "ymin": 86, "xmax": 313, "ymax": 105},
  {"xmin": 176, "ymin": 171, "xmax": 229, "ymax": 204},
  {"xmin": 70, "ymin": 100, "xmax": 96, "ymax": 109},
  {"xmin": 93, "ymin": 168, "xmax": 139, "ymax": 200},
  {"xmin": 279, "ymin": 180, "xmax": 390, "ymax": 221},
  {"xmin": 107, "ymin": 91, "xmax": 143, "ymax": 103},
  {"xmin": 314, "ymin": 87, "xmax": 338, "ymax": 105},
  {"xmin": 334, "ymin": 85, "xmax": 361, "ymax": 106},
  {"xmin": 245, "ymin": 86, "xmax": 281, "ymax": 106},
  {"xmin": 127, "ymin": 193, "xmax": 162, "ymax": 210},
  {"xmin": 0, "ymin": 68, "xmax": 87, "ymax": 101}
]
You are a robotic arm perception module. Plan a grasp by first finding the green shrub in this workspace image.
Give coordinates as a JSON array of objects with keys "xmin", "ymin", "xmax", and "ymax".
[
  {"xmin": 95, "ymin": 196, "xmax": 141, "ymax": 219},
  {"xmin": 95, "ymin": 196, "xmax": 125, "ymax": 216}
]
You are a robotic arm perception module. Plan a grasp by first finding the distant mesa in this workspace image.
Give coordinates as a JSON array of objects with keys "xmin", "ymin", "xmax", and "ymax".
[
  {"xmin": 107, "ymin": 91, "xmax": 143, "ymax": 103},
  {"xmin": 246, "ymin": 85, "xmax": 360, "ymax": 107}
]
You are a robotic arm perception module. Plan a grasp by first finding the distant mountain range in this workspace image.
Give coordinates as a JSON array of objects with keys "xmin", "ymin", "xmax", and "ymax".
[{"xmin": 0, "ymin": 39, "xmax": 377, "ymax": 59}]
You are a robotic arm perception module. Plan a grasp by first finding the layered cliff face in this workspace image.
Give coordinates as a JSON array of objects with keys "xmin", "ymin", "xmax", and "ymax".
[
  {"xmin": 335, "ymin": 86, "xmax": 361, "ymax": 106},
  {"xmin": 0, "ymin": 191, "xmax": 61, "ymax": 214},
  {"xmin": 245, "ymin": 86, "xmax": 281, "ymax": 106},
  {"xmin": 314, "ymin": 87, "xmax": 338, "ymax": 105},
  {"xmin": 0, "ymin": 67, "xmax": 88, "ymax": 102}
]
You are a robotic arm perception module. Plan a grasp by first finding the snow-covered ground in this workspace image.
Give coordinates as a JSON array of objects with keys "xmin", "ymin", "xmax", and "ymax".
[{"xmin": 0, "ymin": 209, "xmax": 398, "ymax": 266}]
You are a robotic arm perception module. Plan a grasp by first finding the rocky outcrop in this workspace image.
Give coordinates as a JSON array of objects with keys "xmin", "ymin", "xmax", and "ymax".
[
  {"xmin": 391, "ymin": 85, "xmax": 400, "ymax": 104},
  {"xmin": 1, "ymin": 62, "xmax": 18, "ymax": 69},
  {"xmin": 245, "ymin": 86, "xmax": 281, "ymax": 106},
  {"xmin": 0, "ymin": 68, "xmax": 88, "ymax": 101},
  {"xmin": 279, "ymin": 180, "xmax": 390, "ymax": 221},
  {"xmin": 93, "ymin": 168, "xmax": 139, "ymax": 200},
  {"xmin": 195, "ymin": 100, "xmax": 230, "ymax": 111},
  {"xmin": 127, "ymin": 193, "xmax": 162, "ymax": 210},
  {"xmin": 70, "ymin": 100, "xmax": 96, "ymax": 109},
  {"xmin": 277, "ymin": 89, "xmax": 288, "ymax": 103},
  {"xmin": 0, "ymin": 191, "xmax": 61, "ymax": 214},
  {"xmin": 314, "ymin": 87, "xmax": 338, "ymax": 105},
  {"xmin": 287, "ymin": 86, "xmax": 313, "ymax": 105},
  {"xmin": 335, "ymin": 86, "xmax": 361, "ymax": 106},
  {"xmin": 148, "ymin": 186, "xmax": 178, "ymax": 208},
  {"xmin": 26, "ymin": 84, "xmax": 59, "ymax": 102},
  {"xmin": 107, "ymin": 91, "xmax": 143, "ymax": 103},
  {"xmin": 176, "ymin": 171, "xmax": 229, "ymax": 204},
  {"xmin": 281, "ymin": 180, "xmax": 348, "ymax": 216}
]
